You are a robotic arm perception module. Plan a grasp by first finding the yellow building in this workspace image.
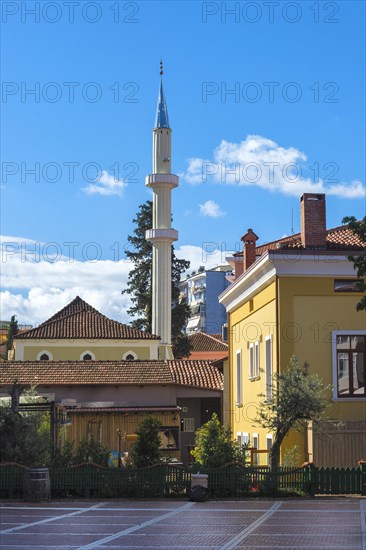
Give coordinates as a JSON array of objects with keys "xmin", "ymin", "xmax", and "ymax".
[{"xmin": 220, "ymin": 193, "xmax": 366, "ymax": 467}]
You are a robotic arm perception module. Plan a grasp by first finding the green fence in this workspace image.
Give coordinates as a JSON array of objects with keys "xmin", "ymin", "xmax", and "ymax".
[
  {"xmin": 0, "ymin": 463, "xmax": 26, "ymax": 498},
  {"xmin": 313, "ymin": 466, "xmax": 362, "ymax": 495},
  {"xmin": 0, "ymin": 462, "xmax": 365, "ymax": 499}
]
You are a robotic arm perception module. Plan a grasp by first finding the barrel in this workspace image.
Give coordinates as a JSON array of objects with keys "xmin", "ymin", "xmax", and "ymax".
[{"xmin": 23, "ymin": 468, "xmax": 51, "ymax": 501}]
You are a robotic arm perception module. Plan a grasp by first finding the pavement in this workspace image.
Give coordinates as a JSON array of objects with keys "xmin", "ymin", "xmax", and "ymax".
[{"xmin": 0, "ymin": 498, "xmax": 365, "ymax": 549}]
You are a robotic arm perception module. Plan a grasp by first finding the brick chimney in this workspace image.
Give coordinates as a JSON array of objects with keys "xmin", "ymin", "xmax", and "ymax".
[
  {"xmin": 300, "ymin": 193, "xmax": 327, "ymax": 249},
  {"xmin": 241, "ymin": 229, "xmax": 259, "ymax": 271}
]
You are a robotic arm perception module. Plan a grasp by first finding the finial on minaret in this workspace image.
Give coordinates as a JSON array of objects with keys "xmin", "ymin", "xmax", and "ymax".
[{"xmin": 155, "ymin": 62, "xmax": 170, "ymax": 129}]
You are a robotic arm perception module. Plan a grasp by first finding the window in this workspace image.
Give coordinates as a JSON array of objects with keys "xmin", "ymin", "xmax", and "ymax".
[
  {"xmin": 236, "ymin": 350, "xmax": 242, "ymax": 405},
  {"xmin": 252, "ymin": 433, "xmax": 259, "ymax": 465},
  {"xmin": 265, "ymin": 336, "xmax": 273, "ymax": 400},
  {"xmin": 249, "ymin": 342, "xmax": 260, "ymax": 379},
  {"xmin": 334, "ymin": 279, "xmax": 362, "ymax": 292},
  {"xmin": 80, "ymin": 351, "xmax": 95, "ymax": 361},
  {"xmin": 334, "ymin": 333, "xmax": 365, "ymax": 398},
  {"xmin": 159, "ymin": 427, "xmax": 179, "ymax": 450},
  {"xmin": 123, "ymin": 351, "xmax": 138, "ymax": 361},
  {"xmin": 37, "ymin": 350, "xmax": 53, "ymax": 361},
  {"xmin": 266, "ymin": 435, "xmax": 273, "ymax": 465},
  {"xmin": 88, "ymin": 421, "xmax": 102, "ymax": 442},
  {"xmin": 237, "ymin": 432, "xmax": 249, "ymax": 446},
  {"xmin": 181, "ymin": 418, "xmax": 195, "ymax": 432}
]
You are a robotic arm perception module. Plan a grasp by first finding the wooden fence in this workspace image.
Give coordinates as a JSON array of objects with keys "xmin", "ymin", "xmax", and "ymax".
[
  {"xmin": 312, "ymin": 420, "xmax": 366, "ymax": 468},
  {"xmin": 1, "ymin": 461, "xmax": 365, "ymax": 499}
]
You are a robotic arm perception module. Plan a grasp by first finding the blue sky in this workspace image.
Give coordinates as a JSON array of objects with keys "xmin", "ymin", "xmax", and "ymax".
[{"xmin": 1, "ymin": 0, "xmax": 365, "ymax": 325}]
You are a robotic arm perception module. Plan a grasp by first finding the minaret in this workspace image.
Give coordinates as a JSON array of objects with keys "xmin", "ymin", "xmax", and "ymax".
[{"xmin": 145, "ymin": 61, "xmax": 178, "ymax": 359}]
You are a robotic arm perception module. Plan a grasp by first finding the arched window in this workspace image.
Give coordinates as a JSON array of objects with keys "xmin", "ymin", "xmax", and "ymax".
[
  {"xmin": 80, "ymin": 351, "xmax": 95, "ymax": 361},
  {"xmin": 37, "ymin": 350, "xmax": 53, "ymax": 361},
  {"xmin": 123, "ymin": 351, "xmax": 137, "ymax": 361}
]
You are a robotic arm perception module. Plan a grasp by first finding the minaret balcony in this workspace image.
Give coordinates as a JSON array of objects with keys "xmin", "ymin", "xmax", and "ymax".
[
  {"xmin": 145, "ymin": 228, "xmax": 178, "ymax": 243},
  {"xmin": 145, "ymin": 173, "xmax": 179, "ymax": 189}
]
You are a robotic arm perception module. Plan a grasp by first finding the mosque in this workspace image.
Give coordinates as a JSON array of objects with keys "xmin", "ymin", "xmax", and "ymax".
[{"xmin": 0, "ymin": 65, "xmax": 224, "ymax": 464}]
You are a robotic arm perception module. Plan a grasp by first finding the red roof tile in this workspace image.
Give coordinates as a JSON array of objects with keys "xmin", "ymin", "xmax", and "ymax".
[
  {"xmin": 187, "ymin": 332, "xmax": 228, "ymax": 352},
  {"xmin": 0, "ymin": 361, "xmax": 171, "ymax": 385},
  {"xmin": 0, "ymin": 360, "xmax": 223, "ymax": 391},
  {"xmin": 252, "ymin": 225, "xmax": 364, "ymax": 255},
  {"xmin": 69, "ymin": 406, "xmax": 180, "ymax": 413},
  {"xmin": 14, "ymin": 297, "xmax": 159, "ymax": 340},
  {"xmin": 168, "ymin": 360, "xmax": 223, "ymax": 390}
]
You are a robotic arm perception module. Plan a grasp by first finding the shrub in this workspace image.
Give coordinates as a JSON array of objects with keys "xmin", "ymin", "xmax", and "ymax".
[
  {"xmin": 130, "ymin": 416, "xmax": 163, "ymax": 468},
  {"xmin": 191, "ymin": 413, "xmax": 248, "ymax": 469}
]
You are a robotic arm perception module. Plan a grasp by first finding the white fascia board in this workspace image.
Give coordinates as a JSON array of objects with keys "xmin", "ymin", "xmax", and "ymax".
[
  {"xmin": 270, "ymin": 252, "xmax": 358, "ymax": 277},
  {"xmin": 219, "ymin": 253, "xmax": 275, "ymax": 313},
  {"xmin": 219, "ymin": 251, "xmax": 359, "ymax": 313}
]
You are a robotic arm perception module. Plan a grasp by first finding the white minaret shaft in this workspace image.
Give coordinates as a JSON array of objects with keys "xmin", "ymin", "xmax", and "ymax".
[{"xmin": 145, "ymin": 68, "xmax": 178, "ymax": 357}]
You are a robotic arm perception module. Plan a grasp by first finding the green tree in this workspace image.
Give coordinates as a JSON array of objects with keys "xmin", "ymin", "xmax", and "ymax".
[
  {"xmin": 73, "ymin": 437, "xmax": 109, "ymax": 466},
  {"xmin": 1, "ymin": 315, "xmax": 18, "ymax": 360},
  {"xmin": 123, "ymin": 200, "xmax": 192, "ymax": 358},
  {"xmin": 130, "ymin": 416, "xmax": 163, "ymax": 468},
  {"xmin": 0, "ymin": 384, "xmax": 52, "ymax": 466},
  {"xmin": 255, "ymin": 355, "xmax": 331, "ymax": 469},
  {"xmin": 191, "ymin": 413, "xmax": 248, "ymax": 469},
  {"xmin": 50, "ymin": 440, "xmax": 75, "ymax": 468},
  {"xmin": 342, "ymin": 216, "xmax": 366, "ymax": 311},
  {"xmin": 50, "ymin": 439, "xmax": 109, "ymax": 468}
]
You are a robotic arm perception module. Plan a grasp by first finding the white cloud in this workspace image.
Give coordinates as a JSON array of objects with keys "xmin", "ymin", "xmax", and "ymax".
[
  {"xmin": 199, "ymin": 200, "xmax": 225, "ymax": 218},
  {"xmin": 0, "ymin": 235, "xmax": 41, "ymax": 245},
  {"xmin": 82, "ymin": 170, "xmax": 127, "ymax": 196},
  {"xmin": 181, "ymin": 135, "xmax": 366, "ymax": 199},
  {"xmin": 327, "ymin": 180, "xmax": 365, "ymax": 199},
  {"xmin": 0, "ymin": 236, "xmax": 231, "ymax": 326},
  {"xmin": 0, "ymin": 236, "xmax": 133, "ymax": 325}
]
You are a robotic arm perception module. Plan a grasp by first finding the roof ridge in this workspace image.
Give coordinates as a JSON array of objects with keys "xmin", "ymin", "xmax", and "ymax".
[
  {"xmin": 201, "ymin": 332, "xmax": 228, "ymax": 346},
  {"xmin": 14, "ymin": 297, "xmax": 160, "ymax": 340},
  {"xmin": 46, "ymin": 296, "xmax": 100, "ymax": 322}
]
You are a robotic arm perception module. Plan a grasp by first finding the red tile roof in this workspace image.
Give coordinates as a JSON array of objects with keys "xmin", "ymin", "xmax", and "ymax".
[
  {"xmin": 14, "ymin": 297, "xmax": 159, "ymax": 341},
  {"xmin": 0, "ymin": 360, "xmax": 223, "ymax": 391},
  {"xmin": 168, "ymin": 360, "xmax": 223, "ymax": 390},
  {"xmin": 250, "ymin": 225, "xmax": 365, "ymax": 256},
  {"xmin": 187, "ymin": 332, "xmax": 228, "ymax": 352},
  {"xmin": 210, "ymin": 334, "xmax": 223, "ymax": 342},
  {"xmin": 69, "ymin": 406, "xmax": 180, "ymax": 414},
  {"xmin": 0, "ymin": 361, "xmax": 171, "ymax": 385}
]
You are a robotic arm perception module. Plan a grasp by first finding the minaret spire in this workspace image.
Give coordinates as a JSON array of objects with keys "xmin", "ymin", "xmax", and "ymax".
[
  {"xmin": 145, "ymin": 63, "xmax": 178, "ymax": 359},
  {"xmin": 155, "ymin": 60, "xmax": 170, "ymax": 129}
]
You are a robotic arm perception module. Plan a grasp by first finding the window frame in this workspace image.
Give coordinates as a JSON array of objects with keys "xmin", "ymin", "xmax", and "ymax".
[
  {"xmin": 265, "ymin": 335, "xmax": 273, "ymax": 401},
  {"xmin": 80, "ymin": 350, "xmax": 95, "ymax": 361},
  {"xmin": 181, "ymin": 418, "xmax": 195, "ymax": 432},
  {"xmin": 249, "ymin": 341, "xmax": 260, "ymax": 380},
  {"xmin": 37, "ymin": 350, "xmax": 53, "ymax": 361},
  {"xmin": 332, "ymin": 330, "xmax": 366, "ymax": 400},
  {"xmin": 266, "ymin": 434, "xmax": 273, "ymax": 465},
  {"xmin": 236, "ymin": 350, "xmax": 243, "ymax": 406},
  {"xmin": 122, "ymin": 351, "xmax": 138, "ymax": 361},
  {"xmin": 252, "ymin": 433, "xmax": 259, "ymax": 465}
]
